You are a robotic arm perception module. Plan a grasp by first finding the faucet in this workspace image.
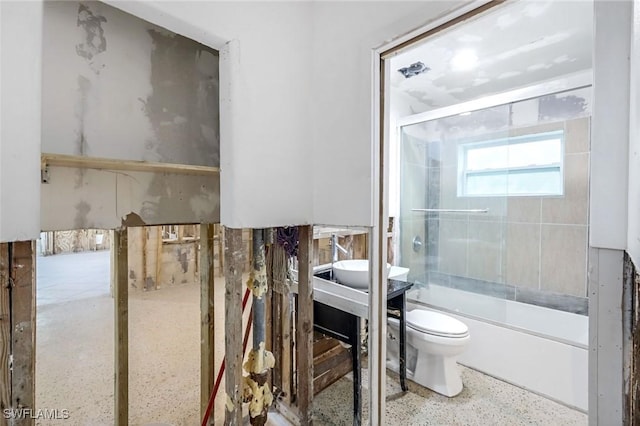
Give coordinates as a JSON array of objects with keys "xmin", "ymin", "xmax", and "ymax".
[
  {"xmin": 330, "ymin": 234, "xmax": 349, "ymax": 280},
  {"xmin": 331, "ymin": 234, "xmax": 349, "ymax": 262}
]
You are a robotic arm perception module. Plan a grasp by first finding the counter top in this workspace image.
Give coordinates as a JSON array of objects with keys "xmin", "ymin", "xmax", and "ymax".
[{"xmin": 291, "ymin": 268, "xmax": 413, "ymax": 319}]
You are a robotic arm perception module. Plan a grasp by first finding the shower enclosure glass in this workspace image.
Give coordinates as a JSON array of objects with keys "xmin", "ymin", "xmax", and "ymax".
[{"xmin": 398, "ymin": 86, "xmax": 591, "ymax": 334}]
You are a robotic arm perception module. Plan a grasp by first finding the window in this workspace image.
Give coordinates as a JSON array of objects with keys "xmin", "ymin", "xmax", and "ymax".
[{"xmin": 458, "ymin": 130, "xmax": 563, "ymax": 197}]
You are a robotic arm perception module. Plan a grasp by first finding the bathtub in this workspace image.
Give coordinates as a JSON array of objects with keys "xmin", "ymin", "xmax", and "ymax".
[{"xmin": 407, "ymin": 285, "xmax": 588, "ymax": 412}]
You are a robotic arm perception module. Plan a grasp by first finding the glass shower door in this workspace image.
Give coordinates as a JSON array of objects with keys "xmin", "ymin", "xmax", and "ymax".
[{"xmin": 398, "ymin": 105, "xmax": 511, "ymax": 322}]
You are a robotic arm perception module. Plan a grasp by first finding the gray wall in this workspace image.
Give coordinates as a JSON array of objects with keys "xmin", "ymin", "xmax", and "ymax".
[{"xmin": 41, "ymin": 1, "xmax": 219, "ymax": 231}]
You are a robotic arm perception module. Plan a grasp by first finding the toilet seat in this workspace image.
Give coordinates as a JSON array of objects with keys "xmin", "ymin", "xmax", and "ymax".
[{"xmin": 406, "ymin": 309, "xmax": 469, "ymax": 338}]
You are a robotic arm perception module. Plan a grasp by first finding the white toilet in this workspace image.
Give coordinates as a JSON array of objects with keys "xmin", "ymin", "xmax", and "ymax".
[{"xmin": 387, "ymin": 309, "xmax": 470, "ymax": 397}]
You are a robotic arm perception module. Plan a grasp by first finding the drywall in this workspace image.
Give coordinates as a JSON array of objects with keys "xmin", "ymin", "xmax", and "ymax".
[
  {"xmin": 0, "ymin": 1, "xmax": 43, "ymax": 242},
  {"xmin": 628, "ymin": 0, "xmax": 640, "ymax": 266},
  {"xmin": 40, "ymin": 1, "xmax": 220, "ymax": 231},
  {"xmin": 106, "ymin": 1, "xmax": 314, "ymax": 229},
  {"xmin": 310, "ymin": 1, "xmax": 467, "ymax": 226},
  {"xmin": 591, "ymin": 1, "xmax": 631, "ymax": 250},
  {"xmin": 109, "ymin": 1, "xmax": 466, "ymax": 228},
  {"xmin": 41, "ymin": 168, "xmax": 220, "ymax": 230}
]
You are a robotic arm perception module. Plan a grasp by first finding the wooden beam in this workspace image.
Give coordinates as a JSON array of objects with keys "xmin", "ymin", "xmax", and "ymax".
[
  {"xmin": 156, "ymin": 227, "xmax": 163, "ymax": 287},
  {"xmin": 0, "ymin": 244, "xmax": 10, "ymax": 424},
  {"xmin": 200, "ymin": 224, "xmax": 216, "ymax": 424},
  {"xmin": 110, "ymin": 230, "xmax": 116, "ymax": 297},
  {"xmin": 10, "ymin": 241, "xmax": 35, "ymax": 417},
  {"xmin": 224, "ymin": 227, "xmax": 244, "ymax": 426},
  {"xmin": 296, "ymin": 225, "xmax": 314, "ymax": 424},
  {"xmin": 142, "ymin": 228, "xmax": 148, "ymax": 290},
  {"xmin": 41, "ymin": 153, "xmax": 220, "ymax": 176},
  {"xmin": 114, "ymin": 229, "xmax": 129, "ymax": 425},
  {"xmin": 281, "ymin": 286, "xmax": 293, "ymax": 406}
]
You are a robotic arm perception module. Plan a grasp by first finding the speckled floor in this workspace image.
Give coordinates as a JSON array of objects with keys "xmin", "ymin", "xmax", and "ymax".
[
  {"xmin": 313, "ymin": 366, "xmax": 588, "ymax": 425},
  {"xmin": 36, "ymin": 251, "xmax": 588, "ymax": 426},
  {"xmin": 35, "ymin": 251, "xmax": 230, "ymax": 426}
]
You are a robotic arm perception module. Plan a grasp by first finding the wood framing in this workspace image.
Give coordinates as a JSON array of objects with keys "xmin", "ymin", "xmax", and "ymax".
[
  {"xmin": 114, "ymin": 229, "xmax": 129, "ymax": 425},
  {"xmin": 223, "ymin": 227, "xmax": 244, "ymax": 425},
  {"xmin": 41, "ymin": 153, "xmax": 219, "ymax": 176},
  {"xmin": 200, "ymin": 224, "xmax": 216, "ymax": 423},
  {"xmin": 0, "ymin": 242, "xmax": 36, "ymax": 424},
  {"xmin": 0, "ymin": 244, "xmax": 9, "ymax": 423},
  {"xmin": 10, "ymin": 241, "xmax": 36, "ymax": 418},
  {"xmin": 296, "ymin": 225, "xmax": 314, "ymax": 424}
]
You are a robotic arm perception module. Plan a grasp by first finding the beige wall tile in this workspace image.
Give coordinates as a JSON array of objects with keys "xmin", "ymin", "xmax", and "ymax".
[
  {"xmin": 541, "ymin": 153, "xmax": 589, "ymax": 224},
  {"xmin": 507, "ymin": 197, "xmax": 542, "ymax": 223},
  {"xmin": 467, "ymin": 195, "xmax": 508, "ymax": 222},
  {"xmin": 440, "ymin": 166, "xmax": 468, "ymax": 211},
  {"xmin": 438, "ymin": 219, "xmax": 468, "ymax": 277},
  {"xmin": 398, "ymin": 217, "xmax": 428, "ymax": 271},
  {"xmin": 505, "ymin": 223, "xmax": 540, "ymax": 289},
  {"xmin": 467, "ymin": 220, "xmax": 505, "ymax": 283},
  {"xmin": 400, "ymin": 163, "xmax": 428, "ymax": 214},
  {"xmin": 564, "ymin": 117, "xmax": 590, "ymax": 154},
  {"xmin": 540, "ymin": 225, "xmax": 588, "ymax": 297},
  {"xmin": 509, "ymin": 121, "xmax": 563, "ymax": 138}
]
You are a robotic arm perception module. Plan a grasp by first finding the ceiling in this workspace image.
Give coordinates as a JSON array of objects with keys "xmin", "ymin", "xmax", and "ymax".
[{"xmin": 390, "ymin": 0, "xmax": 593, "ymax": 116}]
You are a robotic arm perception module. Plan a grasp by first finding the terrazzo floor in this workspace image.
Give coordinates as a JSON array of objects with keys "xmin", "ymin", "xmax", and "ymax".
[
  {"xmin": 36, "ymin": 251, "xmax": 588, "ymax": 425},
  {"xmin": 35, "ymin": 250, "xmax": 244, "ymax": 425},
  {"xmin": 312, "ymin": 366, "xmax": 588, "ymax": 425}
]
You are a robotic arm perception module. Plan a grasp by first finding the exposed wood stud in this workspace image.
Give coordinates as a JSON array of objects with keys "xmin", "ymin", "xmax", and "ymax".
[
  {"xmin": 142, "ymin": 228, "xmax": 148, "ymax": 290},
  {"xmin": 281, "ymin": 287, "xmax": 292, "ymax": 406},
  {"xmin": 265, "ymin": 231, "xmax": 274, "ymax": 404},
  {"xmin": 224, "ymin": 227, "xmax": 244, "ymax": 426},
  {"xmin": 10, "ymin": 241, "xmax": 35, "ymax": 418},
  {"xmin": 0, "ymin": 244, "xmax": 10, "ymax": 422},
  {"xmin": 156, "ymin": 227, "xmax": 163, "ymax": 287},
  {"xmin": 296, "ymin": 225, "xmax": 314, "ymax": 424},
  {"xmin": 41, "ymin": 153, "xmax": 220, "ymax": 176},
  {"xmin": 200, "ymin": 224, "xmax": 216, "ymax": 424},
  {"xmin": 114, "ymin": 229, "xmax": 129, "ymax": 425}
]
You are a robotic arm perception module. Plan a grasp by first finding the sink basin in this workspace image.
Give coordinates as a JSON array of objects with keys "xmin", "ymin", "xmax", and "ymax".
[{"xmin": 332, "ymin": 259, "xmax": 391, "ymax": 289}]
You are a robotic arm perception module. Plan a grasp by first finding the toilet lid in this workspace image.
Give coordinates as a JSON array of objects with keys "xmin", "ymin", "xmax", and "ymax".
[{"xmin": 406, "ymin": 310, "xmax": 469, "ymax": 338}]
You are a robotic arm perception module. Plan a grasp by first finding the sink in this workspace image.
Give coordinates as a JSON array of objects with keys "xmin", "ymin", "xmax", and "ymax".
[{"xmin": 332, "ymin": 259, "xmax": 391, "ymax": 289}]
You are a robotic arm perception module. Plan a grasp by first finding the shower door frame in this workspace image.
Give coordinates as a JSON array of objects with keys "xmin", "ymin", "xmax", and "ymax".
[{"xmin": 373, "ymin": 1, "xmax": 633, "ymax": 425}]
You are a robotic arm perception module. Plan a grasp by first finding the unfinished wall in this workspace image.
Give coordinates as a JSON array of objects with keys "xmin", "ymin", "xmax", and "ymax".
[
  {"xmin": 40, "ymin": 1, "xmax": 220, "ymax": 231},
  {"xmin": 106, "ymin": 1, "xmax": 468, "ymax": 228},
  {"xmin": 106, "ymin": 1, "xmax": 314, "ymax": 229},
  {"xmin": 126, "ymin": 225, "xmax": 251, "ymax": 292},
  {"xmin": 39, "ymin": 229, "xmax": 111, "ymax": 255}
]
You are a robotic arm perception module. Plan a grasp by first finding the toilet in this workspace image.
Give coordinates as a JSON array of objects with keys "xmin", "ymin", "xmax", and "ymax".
[{"xmin": 387, "ymin": 309, "xmax": 470, "ymax": 397}]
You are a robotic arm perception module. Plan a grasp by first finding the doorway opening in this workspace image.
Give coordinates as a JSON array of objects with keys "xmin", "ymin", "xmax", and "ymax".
[{"xmin": 377, "ymin": 0, "xmax": 591, "ymax": 422}]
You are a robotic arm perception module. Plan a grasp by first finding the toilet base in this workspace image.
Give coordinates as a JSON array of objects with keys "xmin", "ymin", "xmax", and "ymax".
[
  {"xmin": 387, "ymin": 354, "xmax": 464, "ymax": 398},
  {"xmin": 412, "ymin": 353, "xmax": 463, "ymax": 397}
]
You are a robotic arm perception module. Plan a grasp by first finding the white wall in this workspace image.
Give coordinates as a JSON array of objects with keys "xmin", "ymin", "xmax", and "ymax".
[
  {"xmin": 1, "ymin": 0, "xmax": 468, "ymax": 237},
  {"xmin": 0, "ymin": 1, "xmax": 43, "ymax": 242},
  {"xmin": 310, "ymin": 1, "xmax": 465, "ymax": 226},
  {"xmin": 110, "ymin": 1, "xmax": 466, "ymax": 228},
  {"xmin": 591, "ymin": 1, "xmax": 631, "ymax": 250}
]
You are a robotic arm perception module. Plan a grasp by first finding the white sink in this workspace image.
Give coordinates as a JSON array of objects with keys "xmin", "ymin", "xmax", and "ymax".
[{"xmin": 332, "ymin": 259, "xmax": 391, "ymax": 289}]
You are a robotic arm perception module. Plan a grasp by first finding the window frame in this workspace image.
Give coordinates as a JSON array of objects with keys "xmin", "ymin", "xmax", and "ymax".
[{"xmin": 457, "ymin": 130, "xmax": 565, "ymax": 197}]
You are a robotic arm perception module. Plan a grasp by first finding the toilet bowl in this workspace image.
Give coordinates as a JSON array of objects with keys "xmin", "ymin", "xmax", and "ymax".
[{"xmin": 387, "ymin": 309, "xmax": 470, "ymax": 397}]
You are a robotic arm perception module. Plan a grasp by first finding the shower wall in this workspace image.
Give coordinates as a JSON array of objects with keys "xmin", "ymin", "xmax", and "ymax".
[{"xmin": 400, "ymin": 88, "xmax": 591, "ymax": 315}]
